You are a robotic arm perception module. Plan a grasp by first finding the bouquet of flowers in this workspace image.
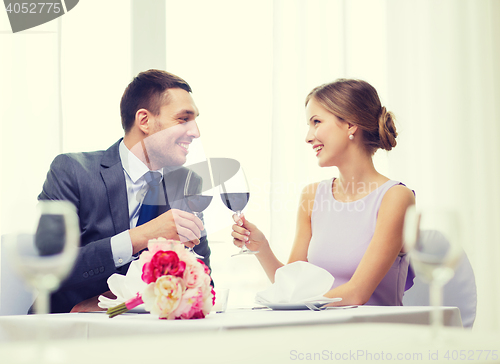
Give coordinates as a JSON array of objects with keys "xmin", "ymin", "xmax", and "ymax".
[{"xmin": 107, "ymin": 238, "xmax": 215, "ymax": 320}]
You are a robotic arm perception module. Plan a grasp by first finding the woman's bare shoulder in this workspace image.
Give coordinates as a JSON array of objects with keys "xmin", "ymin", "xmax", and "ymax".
[
  {"xmin": 380, "ymin": 183, "xmax": 416, "ymax": 211},
  {"xmin": 301, "ymin": 181, "xmax": 321, "ymax": 197}
]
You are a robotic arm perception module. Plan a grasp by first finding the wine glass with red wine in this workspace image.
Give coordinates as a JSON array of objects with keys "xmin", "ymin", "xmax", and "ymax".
[
  {"xmin": 183, "ymin": 168, "xmax": 213, "ymax": 259},
  {"xmin": 220, "ymin": 167, "xmax": 257, "ymax": 256}
]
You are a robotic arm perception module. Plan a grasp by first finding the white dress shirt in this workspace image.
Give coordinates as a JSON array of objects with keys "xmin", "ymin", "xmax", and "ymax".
[{"xmin": 110, "ymin": 140, "xmax": 163, "ymax": 267}]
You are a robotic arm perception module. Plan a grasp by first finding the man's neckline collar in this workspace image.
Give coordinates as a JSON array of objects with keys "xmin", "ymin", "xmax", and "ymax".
[{"xmin": 119, "ymin": 140, "xmax": 163, "ymax": 183}]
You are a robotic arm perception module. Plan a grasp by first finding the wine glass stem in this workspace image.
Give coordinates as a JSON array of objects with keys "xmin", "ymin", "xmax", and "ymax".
[
  {"xmin": 189, "ymin": 212, "xmax": 204, "ymax": 259},
  {"xmin": 35, "ymin": 288, "xmax": 50, "ymax": 363},
  {"xmin": 236, "ymin": 211, "xmax": 246, "ymax": 252},
  {"xmin": 429, "ymin": 281, "xmax": 444, "ymax": 338},
  {"xmin": 35, "ymin": 288, "xmax": 49, "ymax": 315}
]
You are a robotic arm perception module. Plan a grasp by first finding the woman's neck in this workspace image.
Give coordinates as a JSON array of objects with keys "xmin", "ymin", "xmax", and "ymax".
[{"xmin": 333, "ymin": 155, "xmax": 388, "ymax": 201}]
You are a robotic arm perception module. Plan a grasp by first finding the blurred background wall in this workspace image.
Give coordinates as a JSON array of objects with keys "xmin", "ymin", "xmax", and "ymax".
[{"xmin": 1, "ymin": 0, "xmax": 498, "ymax": 330}]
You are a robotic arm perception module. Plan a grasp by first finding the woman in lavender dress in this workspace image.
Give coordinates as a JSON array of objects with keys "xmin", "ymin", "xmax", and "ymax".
[{"xmin": 232, "ymin": 79, "xmax": 415, "ymax": 306}]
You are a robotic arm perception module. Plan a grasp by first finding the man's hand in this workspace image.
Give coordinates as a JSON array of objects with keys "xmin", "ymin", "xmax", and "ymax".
[
  {"xmin": 129, "ymin": 209, "xmax": 204, "ymax": 254},
  {"xmin": 70, "ymin": 291, "xmax": 115, "ymax": 313}
]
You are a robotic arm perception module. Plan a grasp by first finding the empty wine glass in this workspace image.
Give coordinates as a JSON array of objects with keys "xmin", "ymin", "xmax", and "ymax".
[
  {"xmin": 183, "ymin": 165, "xmax": 214, "ymax": 259},
  {"xmin": 4, "ymin": 200, "xmax": 79, "ymax": 362},
  {"xmin": 403, "ymin": 206, "xmax": 463, "ymax": 337},
  {"xmin": 5, "ymin": 200, "xmax": 80, "ymax": 314},
  {"xmin": 220, "ymin": 167, "xmax": 256, "ymax": 257}
]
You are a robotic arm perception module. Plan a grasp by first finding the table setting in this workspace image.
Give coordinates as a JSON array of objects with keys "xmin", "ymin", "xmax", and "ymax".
[
  {"xmin": 0, "ymin": 232, "xmax": 472, "ymax": 363},
  {"xmin": 0, "ymin": 257, "xmax": 463, "ymax": 343},
  {"xmin": 254, "ymin": 261, "xmax": 342, "ymax": 310},
  {"xmin": 0, "ymin": 203, "xmax": 479, "ymax": 364}
]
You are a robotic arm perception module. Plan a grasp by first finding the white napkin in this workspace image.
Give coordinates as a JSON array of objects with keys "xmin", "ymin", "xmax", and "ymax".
[
  {"xmin": 256, "ymin": 261, "xmax": 337, "ymax": 304},
  {"xmin": 97, "ymin": 259, "xmax": 147, "ymax": 309}
]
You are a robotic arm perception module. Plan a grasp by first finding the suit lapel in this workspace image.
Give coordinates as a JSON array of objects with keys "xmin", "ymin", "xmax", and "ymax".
[{"xmin": 100, "ymin": 139, "xmax": 130, "ymax": 234}]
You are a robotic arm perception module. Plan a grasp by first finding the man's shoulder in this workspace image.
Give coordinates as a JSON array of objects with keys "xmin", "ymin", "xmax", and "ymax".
[
  {"xmin": 52, "ymin": 150, "xmax": 105, "ymax": 170},
  {"xmin": 51, "ymin": 140, "xmax": 121, "ymax": 171}
]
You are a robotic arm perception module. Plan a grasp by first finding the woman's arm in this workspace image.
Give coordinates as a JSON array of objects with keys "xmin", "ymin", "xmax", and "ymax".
[
  {"xmin": 232, "ymin": 182, "xmax": 319, "ymax": 282},
  {"xmin": 323, "ymin": 185, "xmax": 416, "ymax": 306},
  {"xmin": 231, "ymin": 215, "xmax": 283, "ymax": 282},
  {"xmin": 287, "ymin": 182, "xmax": 318, "ymax": 264}
]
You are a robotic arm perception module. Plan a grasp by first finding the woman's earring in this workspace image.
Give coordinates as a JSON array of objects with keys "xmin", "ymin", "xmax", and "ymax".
[{"xmin": 349, "ymin": 134, "xmax": 354, "ymax": 141}]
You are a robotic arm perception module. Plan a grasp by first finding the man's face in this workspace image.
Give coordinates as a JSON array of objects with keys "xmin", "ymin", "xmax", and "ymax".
[{"xmin": 143, "ymin": 88, "xmax": 200, "ymax": 169}]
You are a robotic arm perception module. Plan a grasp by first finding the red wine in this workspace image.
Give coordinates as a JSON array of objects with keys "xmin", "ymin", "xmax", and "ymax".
[
  {"xmin": 184, "ymin": 195, "xmax": 213, "ymax": 213},
  {"xmin": 221, "ymin": 192, "xmax": 249, "ymax": 212}
]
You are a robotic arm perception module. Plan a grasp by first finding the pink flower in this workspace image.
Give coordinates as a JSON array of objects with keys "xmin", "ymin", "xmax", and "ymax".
[
  {"xmin": 142, "ymin": 250, "xmax": 186, "ymax": 284},
  {"xmin": 142, "ymin": 276, "xmax": 185, "ymax": 319},
  {"xmin": 199, "ymin": 260, "xmax": 211, "ymax": 275},
  {"xmin": 139, "ymin": 238, "xmax": 178, "ymax": 265},
  {"xmin": 171, "ymin": 287, "xmax": 206, "ymax": 320},
  {"xmin": 211, "ymin": 287, "xmax": 216, "ymax": 306},
  {"xmin": 183, "ymin": 261, "xmax": 206, "ymax": 289},
  {"xmin": 200, "ymin": 273, "xmax": 213, "ymax": 295},
  {"xmin": 202, "ymin": 288, "xmax": 215, "ymax": 315}
]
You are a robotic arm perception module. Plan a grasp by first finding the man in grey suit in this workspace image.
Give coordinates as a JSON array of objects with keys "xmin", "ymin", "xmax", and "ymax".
[{"xmin": 38, "ymin": 70, "xmax": 211, "ymax": 313}]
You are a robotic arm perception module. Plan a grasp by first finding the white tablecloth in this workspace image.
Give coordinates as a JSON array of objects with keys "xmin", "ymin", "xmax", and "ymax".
[
  {"xmin": 0, "ymin": 306, "xmax": 461, "ymax": 342},
  {"xmin": 1, "ymin": 322, "xmax": 499, "ymax": 364}
]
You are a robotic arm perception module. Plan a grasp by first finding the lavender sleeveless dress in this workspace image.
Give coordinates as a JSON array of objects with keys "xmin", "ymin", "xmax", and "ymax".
[{"xmin": 307, "ymin": 178, "xmax": 414, "ymax": 306}]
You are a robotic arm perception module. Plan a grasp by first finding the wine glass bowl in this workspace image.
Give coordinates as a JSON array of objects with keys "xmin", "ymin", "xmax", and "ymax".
[
  {"xmin": 5, "ymin": 200, "xmax": 80, "ymax": 315},
  {"xmin": 403, "ymin": 206, "xmax": 463, "ymax": 335},
  {"xmin": 404, "ymin": 206, "xmax": 463, "ymax": 282},
  {"xmin": 183, "ymin": 168, "xmax": 213, "ymax": 259},
  {"xmin": 184, "ymin": 181, "xmax": 213, "ymax": 218},
  {"xmin": 219, "ymin": 167, "xmax": 257, "ymax": 256},
  {"xmin": 3, "ymin": 200, "xmax": 79, "ymax": 364},
  {"xmin": 409, "ymin": 230, "xmax": 458, "ymax": 284},
  {"xmin": 220, "ymin": 192, "xmax": 250, "ymax": 215}
]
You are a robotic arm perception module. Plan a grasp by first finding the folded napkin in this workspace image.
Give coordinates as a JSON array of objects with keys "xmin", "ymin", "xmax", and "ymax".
[
  {"xmin": 256, "ymin": 261, "xmax": 338, "ymax": 304},
  {"xmin": 98, "ymin": 259, "xmax": 147, "ymax": 309}
]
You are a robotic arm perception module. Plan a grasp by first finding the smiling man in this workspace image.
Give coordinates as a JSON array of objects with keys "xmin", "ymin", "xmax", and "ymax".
[{"xmin": 38, "ymin": 70, "xmax": 211, "ymax": 313}]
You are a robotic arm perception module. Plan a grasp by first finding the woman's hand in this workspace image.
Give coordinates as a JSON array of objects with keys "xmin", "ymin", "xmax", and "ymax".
[{"xmin": 231, "ymin": 213, "xmax": 269, "ymax": 253}]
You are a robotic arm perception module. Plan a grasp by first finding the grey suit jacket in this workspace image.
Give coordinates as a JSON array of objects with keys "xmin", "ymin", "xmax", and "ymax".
[{"xmin": 38, "ymin": 139, "xmax": 211, "ymax": 313}]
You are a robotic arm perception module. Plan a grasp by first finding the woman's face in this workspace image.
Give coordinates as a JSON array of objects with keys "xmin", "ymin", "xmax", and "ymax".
[{"xmin": 305, "ymin": 97, "xmax": 351, "ymax": 167}]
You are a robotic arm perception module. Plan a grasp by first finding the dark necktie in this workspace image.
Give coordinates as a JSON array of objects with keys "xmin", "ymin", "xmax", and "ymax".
[{"xmin": 137, "ymin": 171, "xmax": 163, "ymax": 226}]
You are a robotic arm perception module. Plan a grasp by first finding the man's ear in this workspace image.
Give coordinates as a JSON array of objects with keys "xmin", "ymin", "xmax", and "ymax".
[{"xmin": 135, "ymin": 109, "xmax": 151, "ymax": 135}]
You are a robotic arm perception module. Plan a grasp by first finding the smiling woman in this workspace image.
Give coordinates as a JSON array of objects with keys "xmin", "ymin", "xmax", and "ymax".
[
  {"xmin": 306, "ymin": 80, "xmax": 397, "ymax": 158},
  {"xmin": 304, "ymin": 80, "xmax": 397, "ymax": 175},
  {"xmin": 231, "ymin": 78, "xmax": 416, "ymax": 307}
]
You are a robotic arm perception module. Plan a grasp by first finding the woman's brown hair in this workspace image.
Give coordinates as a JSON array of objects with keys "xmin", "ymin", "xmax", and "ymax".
[{"xmin": 306, "ymin": 79, "xmax": 397, "ymax": 154}]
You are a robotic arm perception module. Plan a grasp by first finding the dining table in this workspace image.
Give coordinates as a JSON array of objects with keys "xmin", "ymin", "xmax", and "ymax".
[
  {"xmin": 0, "ymin": 306, "xmax": 499, "ymax": 364},
  {"xmin": 0, "ymin": 305, "xmax": 462, "ymax": 342}
]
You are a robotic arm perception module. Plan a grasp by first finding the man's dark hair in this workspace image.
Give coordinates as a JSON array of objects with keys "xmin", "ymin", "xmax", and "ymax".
[{"xmin": 120, "ymin": 69, "xmax": 192, "ymax": 133}]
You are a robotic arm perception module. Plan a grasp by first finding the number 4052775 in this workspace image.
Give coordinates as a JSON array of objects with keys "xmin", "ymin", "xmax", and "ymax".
[
  {"xmin": 5, "ymin": 2, "xmax": 62, "ymax": 14},
  {"xmin": 444, "ymin": 350, "xmax": 498, "ymax": 361}
]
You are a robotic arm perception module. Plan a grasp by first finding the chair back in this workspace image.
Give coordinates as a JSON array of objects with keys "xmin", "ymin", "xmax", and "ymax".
[
  {"xmin": 0, "ymin": 234, "xmax": 35, "ymax": 315},
  {"xmin": 403, "ymin": 231, "xmax": 477, "ymax": 328}
]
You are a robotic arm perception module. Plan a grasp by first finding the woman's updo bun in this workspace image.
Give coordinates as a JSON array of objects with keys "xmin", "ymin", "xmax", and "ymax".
[
  {"xmin": 306, "ymin": 79, "xmax": 398, "ymax": 154},
  {"xmin": 378, "ymin": 106, "xmax": 397, "ymax": 151}
]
